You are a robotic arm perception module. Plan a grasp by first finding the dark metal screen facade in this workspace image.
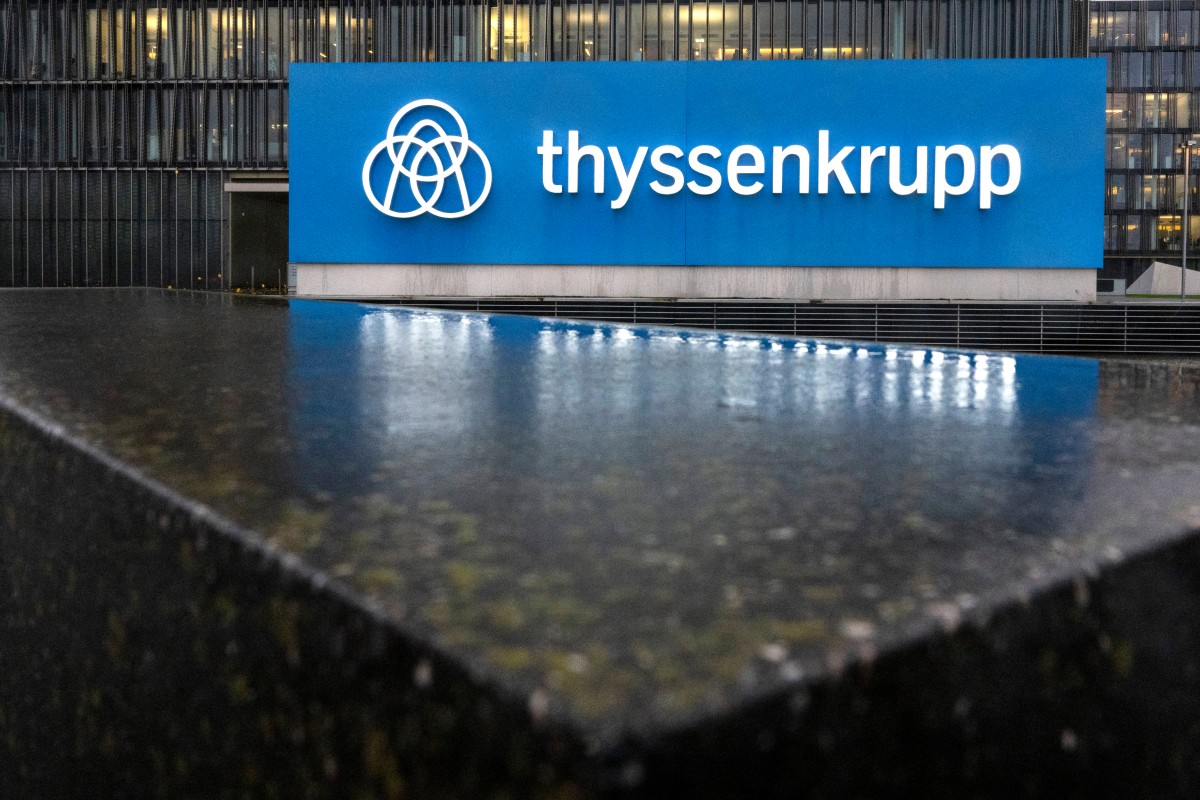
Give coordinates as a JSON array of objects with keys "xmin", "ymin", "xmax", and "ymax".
[
  {"xmin": 2, "ymin": 1, "xmax": 1082, "ymax": 289},
  {"xmin": 1092, "ymin": 0, "xmax": 1200, "ymax": 287}
]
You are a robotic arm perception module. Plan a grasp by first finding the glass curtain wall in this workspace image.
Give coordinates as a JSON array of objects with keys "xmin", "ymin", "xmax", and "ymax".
[
  {"xmin": 1, "ymin": 0, "xmax": 1081, "ymax": 289},
  {"xmin": 1092, "ymin": 0, "xmax": 1200, "ymax": 284}
]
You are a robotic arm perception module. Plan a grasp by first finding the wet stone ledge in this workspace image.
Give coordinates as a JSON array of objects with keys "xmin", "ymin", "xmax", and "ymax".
[{"xmin": 2, "ymin": 289, "xmax": 1200, "ymax": 799}]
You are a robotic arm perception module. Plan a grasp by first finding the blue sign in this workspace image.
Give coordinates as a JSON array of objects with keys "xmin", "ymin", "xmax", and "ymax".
[{"xmin": 289, "ymin": 60, "xmax": 1105, "ymax": 268}]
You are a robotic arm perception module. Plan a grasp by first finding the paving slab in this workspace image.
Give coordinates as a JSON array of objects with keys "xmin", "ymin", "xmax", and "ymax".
[{"xmin": 2, "ymin": 289, "xmax": 1200, "ymax": 798}]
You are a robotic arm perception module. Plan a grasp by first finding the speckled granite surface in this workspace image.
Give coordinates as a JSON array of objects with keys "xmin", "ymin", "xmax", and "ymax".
[{"xmin": 2, "ymin": 289, "xmax": 1200, "ymax": 798}]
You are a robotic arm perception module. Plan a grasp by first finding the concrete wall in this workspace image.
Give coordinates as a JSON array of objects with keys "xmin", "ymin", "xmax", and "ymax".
[
  {"xmin": 1127, "ymin": 261, "xmax": 1197, "ymax": 297},
  {"xmin": 293, "ymin": 264, "xmax": 1097, "ymax": 302}
]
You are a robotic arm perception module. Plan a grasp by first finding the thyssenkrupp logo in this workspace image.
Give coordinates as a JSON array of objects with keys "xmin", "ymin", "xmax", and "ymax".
[{"xmin": 361, "ymin": 99, "xmax": 492, "ymax": 219}]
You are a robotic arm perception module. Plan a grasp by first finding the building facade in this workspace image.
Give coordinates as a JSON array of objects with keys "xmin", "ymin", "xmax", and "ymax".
[
  {"xmin": 3, "ymin": 1, "xmax": 1091, "ymax": 292},
  {"xmin": 1093, "ymin": 0, "xmax": 1200, "ymax": 288}
]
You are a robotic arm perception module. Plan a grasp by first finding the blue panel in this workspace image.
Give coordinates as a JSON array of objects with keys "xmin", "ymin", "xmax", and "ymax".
[{"xmin": 289, "ymin": 60, "xmax": 1105, "ymax": 269}]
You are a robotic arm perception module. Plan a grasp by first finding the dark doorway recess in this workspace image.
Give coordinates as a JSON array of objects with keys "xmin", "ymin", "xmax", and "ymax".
[{"xmin": 230, "ymin": 191, "xmax": 288, "ymax": 291}]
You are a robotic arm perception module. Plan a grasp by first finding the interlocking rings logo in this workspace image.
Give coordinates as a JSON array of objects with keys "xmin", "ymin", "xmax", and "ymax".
[{"xmin": 361, "ymin": 99, "xmax": 492, "ymax": 220}]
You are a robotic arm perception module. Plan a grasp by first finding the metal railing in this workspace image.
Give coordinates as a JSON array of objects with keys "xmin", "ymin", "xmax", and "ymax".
[{"xmin": 401, "ymin": 298, "xmax": 1200, "ymax": 355}]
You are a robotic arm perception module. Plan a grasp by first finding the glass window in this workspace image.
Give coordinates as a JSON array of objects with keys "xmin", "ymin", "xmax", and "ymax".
[
  {"xmin": 683, "ymin": 3, "xmax": 704, "ymax": 60},
  {"xmin": 661, "ymin": 3, "xmax": 679, "ymax": 60},
  {"xmin": 1137, "ymin": 175, "xmax": 1164, "ymax": 211},
  {"xmin": 853, "ymin": 2, "xmax": 867, "ymax": 58},
  {"xmin": 491, "ymin": 4, "xmax": 533, "ymax": 61},
  {"xmin": 87, "ymin": 8, "xmax": 127, "ymax": 78},
  {"xmin": 1126, "ymin": 216, "xmax": 1142, "ymax": 251},
  {"xmin": 903, "ymin": 1, "xmax": 917, "ymax": 58},
  {"xmin": 822, "ymin": 0, "xmax": 838, "ymax": 54},
  {"xmin": 1154, "ymin": 133, "xmax": 1178, "ymax": 170},
  {"xmin": 1129, "ymin": 52, "xmax": 1152, "ymax": 88},
  {"xmin": 1110, "ymin": 11, "xmax": 1133, "ymax": 47},
  {"xmin": 205, "ymin": 87, "xmax": 221, "ymax": 160},
  {"xmin": 1168, "ymin": 175, "xmax": 1182, "ymax": 211},
  {"xmin": 1128, "ymin": 134, "xmax": 1147, "ymax": 169},
  {"xmin": 1139, "ymin": 174, "xmax": 1176, "ymax": 211},
  {"xmin": 735, "ymin": 2, "xmax": 753, "ymax": 61},
  {"xmin": 1107, "ymin": 134, "xmax": 1127, "ymax": 169},
  {"xmin": 263, "ymin": 86, "xmax": 281, "ymax": 161},
  {"xmin": 1177, "ymin": 93, "xmax": 1192, "ymax": 129},
  {"xmin": 1137, "ymin": 93, "xmax": 1170, "ymax": 128},
  {"xmin": 807, "ymin": 2, "xmax": 820, "ymax": 56},
  {"xmin": 1107, "ymin": 92, "xmax": 1128, "ymax": 128},
  {"xmin": 835, "ymin": 0, "xmax": 853, "ymax": 59},
  {"xmin": 756, "ymin": 2, "xmax": 778, "ymax": 60},
  {"xmin": 1171, "ymin": 10, "xmax": 1193, "ymax": 46},
  {"xmin": 1162, "ymin": 52, "xmax": 1185, "ymax": 87},
  {"xmin": 1110, "ymin": 174, "xmax": 1127, "ymax": 210},
  {"xmin": 1146, "ymin": 10, "xmax": 1165, "ymax": 47},
  {"xmin": 705, "ymin": 1, "xmax": 746, "ymax": 61},
  {"xmin": 888, "ymin": 0, "xmax": 902, "ymax": 59},
  {"xmin": 1098, "ymin": 52, "xmax": 1115, "ymax": 87},
  {"xmin": 203, "ymin": 10, "xmax": 219, "ymax": 74},
  {"xmin": 23, "ymin": 8, "xmax": 47, "ymax": 78},
  {"xmin": 146, "ymin": 91, "xmax": 161, "ymax": 161},
  {"xmin": 869, "ymin": 1, "xmax": 883, "ymax": 58},
  {"xmin": 266, "ymin": 8, "xmax": 288, "ymax": 76},
  {"xmin": 1104, "ymin": 215, "xmax": 1118, "ymax": 250},
  {"xmin": 136, "ymin": 9, "xmax": 165, "ymax": 78},
  {"xmin": 641, "ymin": 2, "xmax": 668, "ymax": 60},
  {"xmin": 598, "ymin": 3, "xmax": 612, "ymax": 61}
]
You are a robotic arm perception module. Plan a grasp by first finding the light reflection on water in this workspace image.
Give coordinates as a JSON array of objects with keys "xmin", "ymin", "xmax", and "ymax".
[
  {"xmin": 288, "ymin": 303, "xmax": 1099, "ymax": 524},
  {"xmin": 521, "ymin": 318, "xmax": 1040, "ymax": 425}
]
